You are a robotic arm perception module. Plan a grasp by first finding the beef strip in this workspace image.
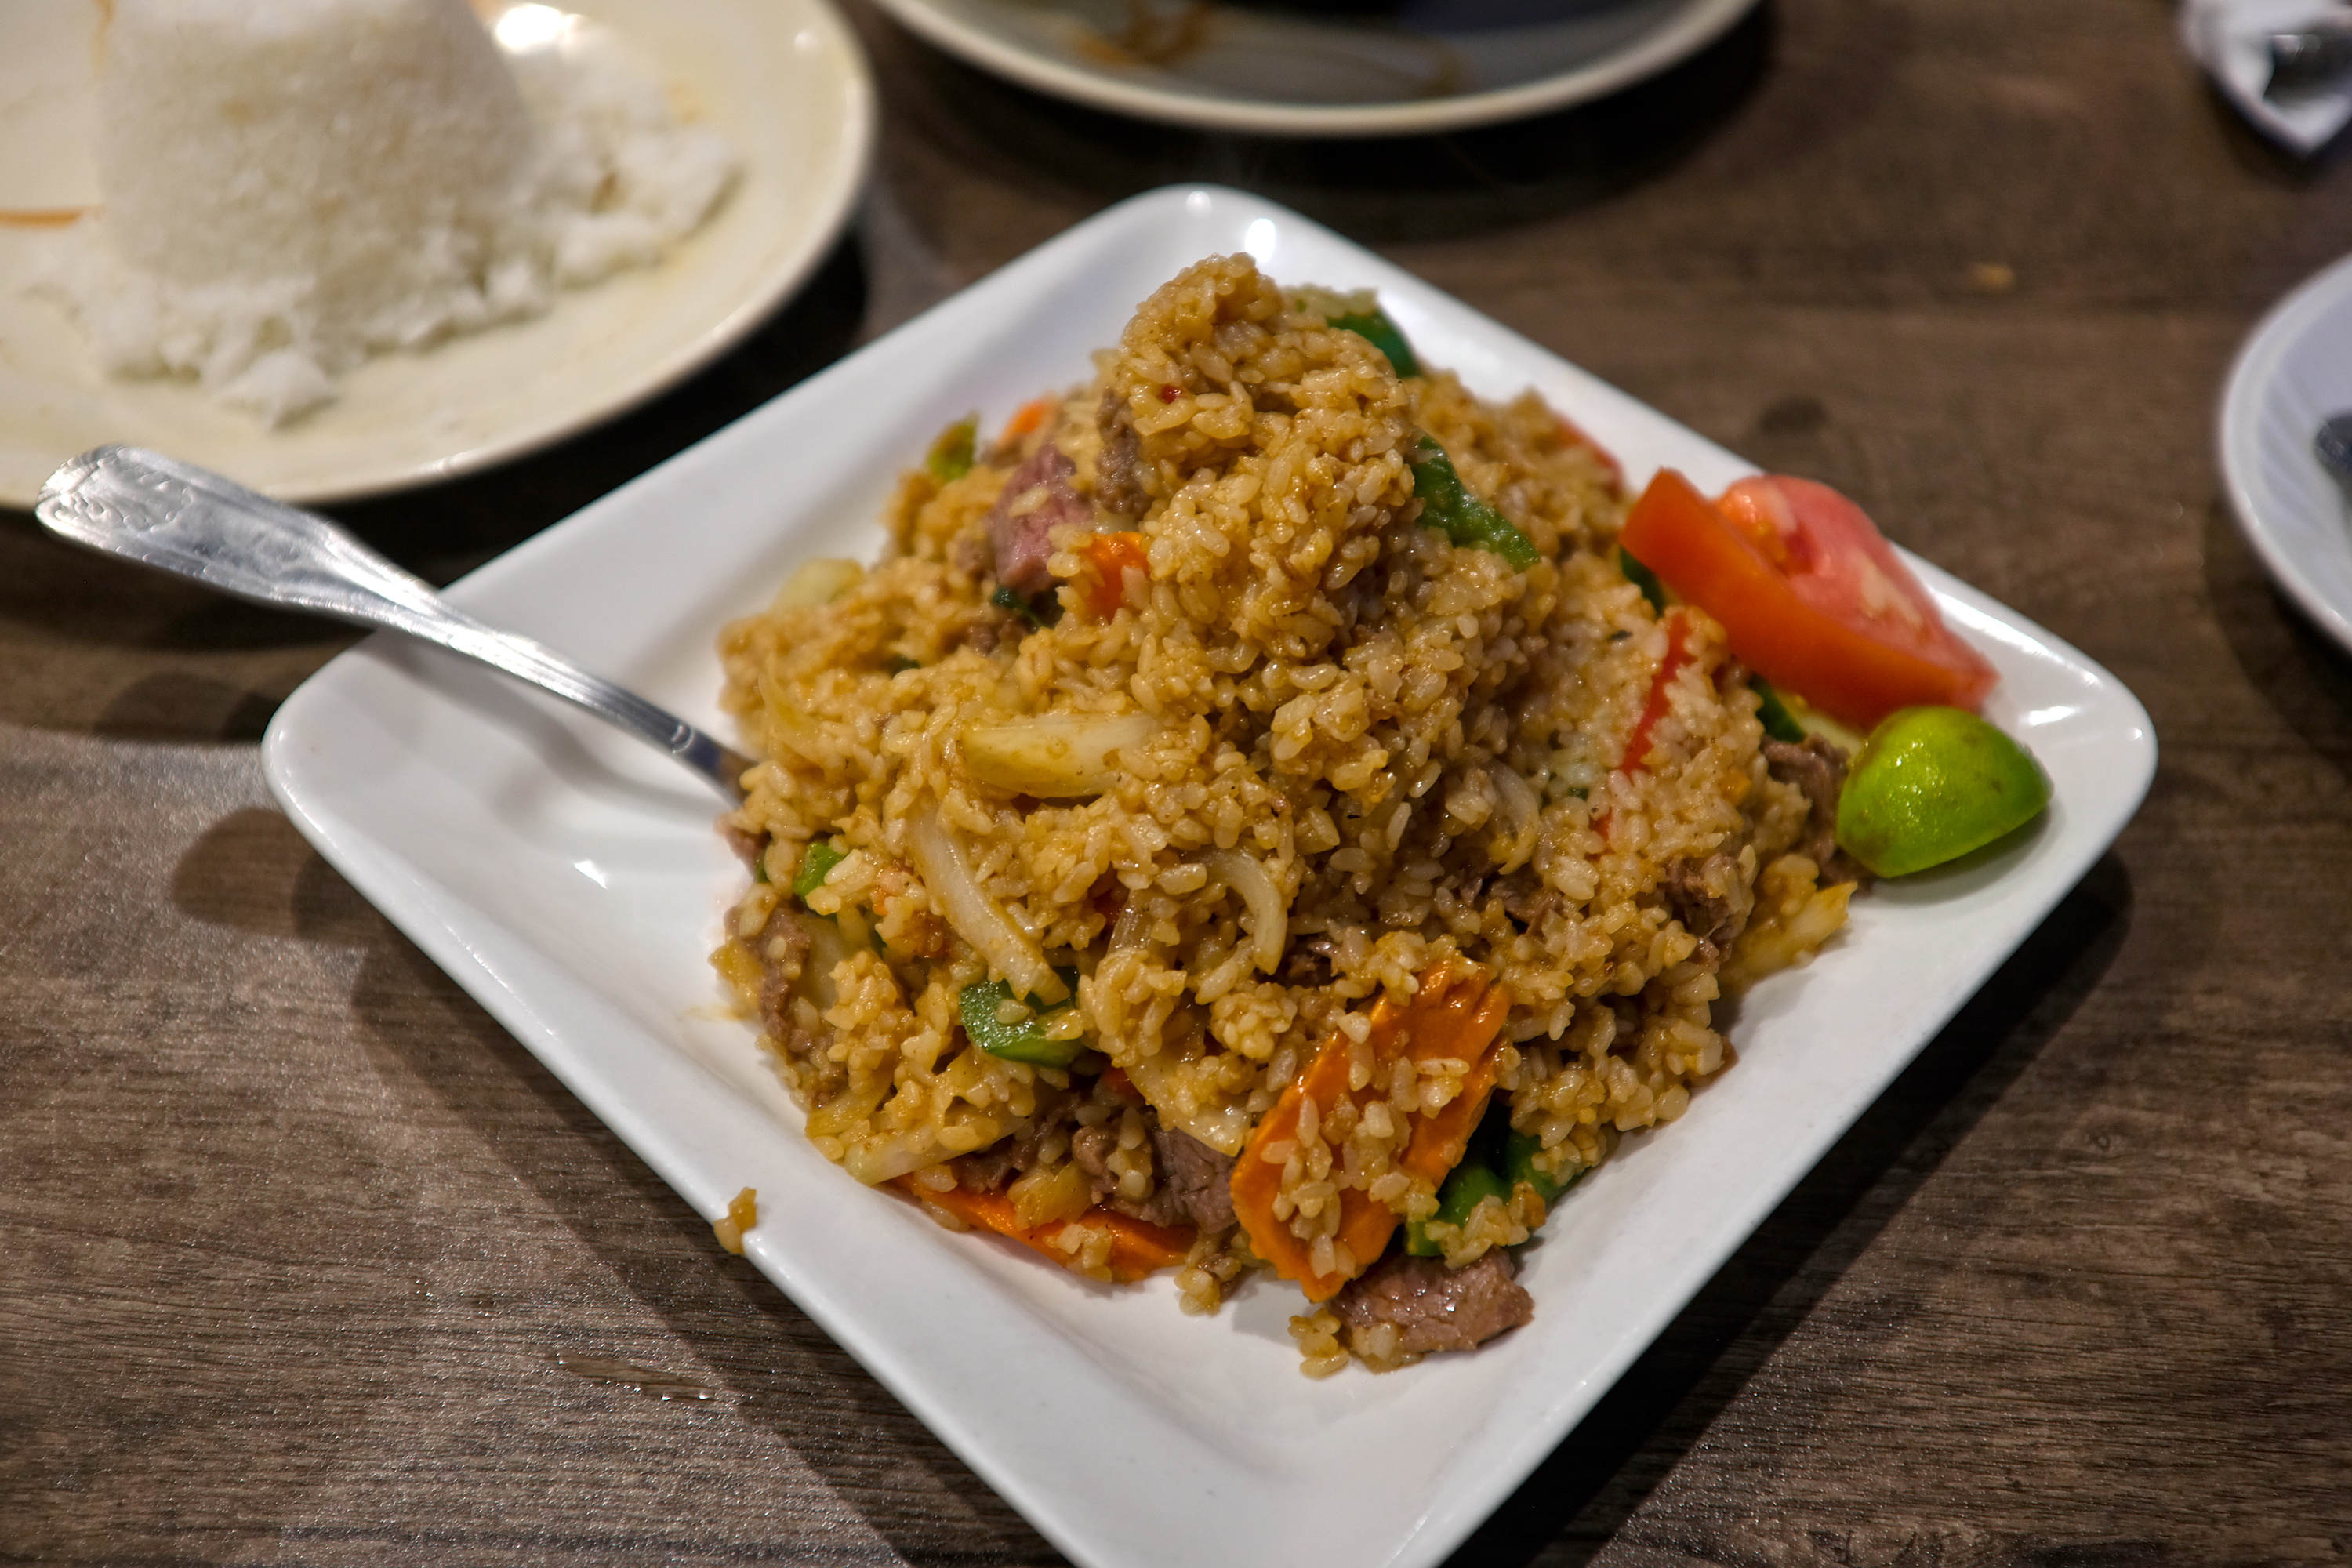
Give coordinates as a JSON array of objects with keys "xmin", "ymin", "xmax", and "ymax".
[
  {"xmin": 1068, "ymin": 1119, "xmax": 1192, "ymax": 1226},
  {"xmin": 954, "ymin": 1088, "xmax": 1083, "ymax": 1194},
  {"xmin": 948, "ymin": 531, "xmax": 991, "ymax": 579},
  {"xmin": 753, "ymin": 913, "xmax": 811, "ymax": 1047},
  {"xmin": 982, "ymin": 441, "xmax": 1091, "ymax": 593},
  {"xmin": 1762, "ymin": 735, "xmax": 1873, "ymax": 885},
  {"xmin": 1497, "ymin": 871, "xmax": 1562, "ymax": 927},
  {"xmin": 1147, "ymin": 1119, "xmax": 1237, "ymax": 1232},
  {"xmin": 1093, "ymin": 388, "xmax": 1149, "ymax": 518},
  {"xmin": 1279, "ymin": 935, "xmax": 1338, "ymax": 988},
  {"xmin": 719, "ymin": 822, "xmax": 766, "ymax": 867},
  {"xmin": 955, "ymin": 1142, "xmax": 1020, "ymax": 1193},
  {"xmin": 1660, "ymin": 850, "xmax": 1751, "ymax": 963},
  {"xmin": 738, "ymin": 903, "xmax": 839, "ymax": 1098},
  {"xmin": 1068, "ymin": 1123, "xmax": 1130, "ymax": 1209},
  {"xmin": 1114, "ymin": 1179, "xmax": 1186, "ymax": 1229},
  {"xmin": 1331, "ymin": 1247, "xmax": 1534, "ymax": 1355},
  {"xmin": 961, "ymin": 611, "xmax": 1018, "ymax": 656}
]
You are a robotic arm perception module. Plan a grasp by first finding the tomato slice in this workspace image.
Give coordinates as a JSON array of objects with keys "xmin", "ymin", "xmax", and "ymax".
[{"xmin": 1618, "ymin": 470, "xmax": 1997, "ymax": 730}]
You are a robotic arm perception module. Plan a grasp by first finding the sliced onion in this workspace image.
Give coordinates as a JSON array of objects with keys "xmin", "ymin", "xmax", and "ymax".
[
  {"xmin": 1122, "ymin": 1047, "xmax": 1252, "ymax": 1156},
  {"xmin": 842, "ymin": 1129, "xmax": 952, "ymax": 1185},
  {"xmin": 1490, "ymin": 763, "xmax": 1542, "ymax": 873},
  {"xmin": 1109, "ymin": 898, "xmax": 1152, "ymax": 952},
  {"xmin": 959, "ymin": 713, "xmax": 1160, "ymax": 798},
  {"xmin": 773, "ymin": 557, "xmax": 865, "ymax": 608},
  {"xmin": 907, "ymin": 802, "xmax": 1067, "ymax": 1004},
  {"xmin": 1209, "ymin": 848, "xmax": 1285, "ymax": 973}
]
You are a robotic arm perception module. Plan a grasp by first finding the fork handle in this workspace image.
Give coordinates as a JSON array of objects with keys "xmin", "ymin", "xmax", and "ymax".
[{"xmin": 35, "ymin": 445, "xmax": 751, "ymax": 801}]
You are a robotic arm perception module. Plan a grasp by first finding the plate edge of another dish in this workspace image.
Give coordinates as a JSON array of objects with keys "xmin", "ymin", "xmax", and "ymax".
[{"xmin": 862, "ymin": 0, "xmax": 1759, "ymax": 136}]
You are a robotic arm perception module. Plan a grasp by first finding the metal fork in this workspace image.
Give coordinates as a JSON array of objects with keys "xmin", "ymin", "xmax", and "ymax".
[{"xmin": 35, "ymin": 445, "xmax": 754, "ymax": 803}]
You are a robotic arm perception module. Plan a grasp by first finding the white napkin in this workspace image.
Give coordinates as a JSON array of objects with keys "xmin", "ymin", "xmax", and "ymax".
[{"xmin": 2182, "ymin": 0, "xmax": 2352, "ymax": 154}]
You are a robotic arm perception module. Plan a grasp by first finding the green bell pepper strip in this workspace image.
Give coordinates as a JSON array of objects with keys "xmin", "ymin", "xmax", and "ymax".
[
  {"xmin": 1405, "ymin": 1099, "xmax": 1518, "ymax": 1256},
  {"xmin": 1751, "ymin": 677, "xmax": 1807, "ymax": 744},
  {"xmin": 990, "ymin": 584, "xmax": 1060, "ymax": 630},
  {"xmin": 1410, "ymin": 437, "xmax": 1540, "ymax": 571},
  {"xmin": 1405, "ymin": 1160, "xmax": 1512, "ymax": 1257},
  {"xmin": 1504, "ymin": 1131, "xmax": 1580, "ymax": 1206},
  {"xmin": 959, "ymin": 973, "xmax": 1087, "ymax": 1069},
  {"xmin": 792, "ymin": 840, "xmax": 847, "ymax": 902},
  {"xmin": 1330, "ymin": 309, "xmax": 1422, "ymax": 379},
  {"xmin": 1619, "ymin": 545, "xmax": 1668, "ymax": 614},
  {"xmin": 926, "ymin": 416, "xmax": 977, "ymax": 483}
]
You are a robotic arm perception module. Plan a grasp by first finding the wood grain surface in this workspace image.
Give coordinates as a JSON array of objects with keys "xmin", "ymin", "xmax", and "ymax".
[{"xmin": 7, "ymin": 1, "xmax": 2352, "ymax": 1563}]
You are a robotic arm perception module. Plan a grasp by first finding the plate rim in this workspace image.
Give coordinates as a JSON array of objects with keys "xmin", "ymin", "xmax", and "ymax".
[
  {"xmin": 260, "ymin": 183, "xmax": 2159, "ymax": 1568},
  {"xmin": 0, "ymin": 0, "xmax": 879, "ymax": 509},
  {"xmin": 2218, "ymin": 248, "xmax": 2352, "ymax": 657},
  {"xmin": 863, "ymin": 0, "xmax": 1759, "ymax": 136}
]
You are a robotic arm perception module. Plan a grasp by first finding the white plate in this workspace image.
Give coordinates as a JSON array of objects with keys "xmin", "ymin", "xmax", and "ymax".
[
  {"xmin": 867, "ymin": 0, "xmax": 1759, "ymax": 136},
  {"xmin": 0, "ymin": 0, "xmax": 874, "ymax": 507},
  {"xmin": 2220, "ymin": 250, "xmax": 2352, "ymax": 655},
  {"xmin": 261, "ymin": 186, "xmax": 2156, "ymax": 1568}
]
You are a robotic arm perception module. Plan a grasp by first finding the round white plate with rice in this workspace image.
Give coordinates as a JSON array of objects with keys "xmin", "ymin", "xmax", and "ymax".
[{"xmin": 0, "ymin": 0, "xmax": 874, "ymax": 508}]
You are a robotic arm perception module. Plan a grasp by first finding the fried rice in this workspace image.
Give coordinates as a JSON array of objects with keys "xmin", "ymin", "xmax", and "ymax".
[{"xmin": 710, "ymin": 255, "xmax": 1855, "ymax": 1375}]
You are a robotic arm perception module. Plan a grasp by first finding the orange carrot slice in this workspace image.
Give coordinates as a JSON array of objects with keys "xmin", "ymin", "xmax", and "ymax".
[
  {"xmin": 1079, "ymin": 531, "xmax": 1149, "ymax": 619},
  {"xmin": 998, "ymin": 395, "xmax": 1057, "ymax": 446},
  {"xmin": 1231, "ymin": 963, "xmax": 1512, "ymax": 1302},
  {"xmin": 894, "ymin": 1178, "xmax": 1193, "ymax": 1283}
]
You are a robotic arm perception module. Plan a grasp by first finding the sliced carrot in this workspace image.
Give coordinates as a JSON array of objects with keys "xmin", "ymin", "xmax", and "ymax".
[
  {"xmin": 1231, "ymin": 963, "xmax": 1513, "ymax": 1302},
  {"xmin": 1079, "ymin": 531, "xmax": 1149, "ymax": 619},
  {"xmin": 1395, "ymin": 991, "xmax": 1511, "ymax": 1186},
  {"xmin": 894, "ymin": 1178, "xmax": 1193, "ymax": 1283},
  {"xmin": 1234, "ymin": 1023, "xmax": 1364, "ymax": 1298},
  {"xmin": 998, "ymin": 395, "xmax": 1057, "ymax": 446}
]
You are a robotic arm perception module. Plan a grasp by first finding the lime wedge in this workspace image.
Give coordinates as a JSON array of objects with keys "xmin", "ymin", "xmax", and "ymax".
[{"xmin": 1835, "ymin": 707, "xmax": 2051, "ymax": 877}]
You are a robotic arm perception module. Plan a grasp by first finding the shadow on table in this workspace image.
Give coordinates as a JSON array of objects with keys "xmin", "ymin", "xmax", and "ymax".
[
  {"xmin": 884, "ymin": 0, "xmax": 1777, "ymax": 238},
  {"xmin": 2202, "ymin": 497, "xmax": 2352, "ymax": 791},
  {"xmin": 1445, "ymin": 854, "xmax": 2132, "ymax": 1567}
]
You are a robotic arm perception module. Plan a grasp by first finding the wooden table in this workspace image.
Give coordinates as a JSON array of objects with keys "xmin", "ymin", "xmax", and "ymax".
[{"xmin": 9, "ymin": 1, "xmax": 2351, "ymax": 1562}]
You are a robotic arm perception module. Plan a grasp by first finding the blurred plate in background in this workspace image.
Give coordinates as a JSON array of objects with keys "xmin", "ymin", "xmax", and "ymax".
[
  {"xmin": 2220, "ymin": 251, "xmax": 2352, "ymax": 656},
  {"xmin": 0, "ymin": 0, "xmax": 873, "ymax": 507},
  {"xmin": 864, "ymin": 0, "xmax": 1759, "ymax": 136}
]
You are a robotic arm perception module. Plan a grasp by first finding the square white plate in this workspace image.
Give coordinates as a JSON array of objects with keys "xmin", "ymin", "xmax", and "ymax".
[{"xmin": 263, "ymin": 186, "xmax": 2157, "ymax": 1568}]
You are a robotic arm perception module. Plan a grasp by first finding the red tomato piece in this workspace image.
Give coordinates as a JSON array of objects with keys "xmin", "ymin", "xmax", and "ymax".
[
  {"xmin": 1618, "ymin": 470, "xmax": 1997, "ymax": 730},
  {"xmin": 1715, "ymin": 476, "xmax": 1996, "ymax": 699},
  {"xmin": 1555, "ymin": 415, "xmax": 1623, "ymax": 485},
  {"xmin": 1621, "ymin": 609, "xmax": 1693, "ymax": 771}
]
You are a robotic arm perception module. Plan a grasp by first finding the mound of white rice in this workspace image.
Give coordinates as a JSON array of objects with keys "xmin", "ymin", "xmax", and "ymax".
[{"xmin": 35, "ymin": 0, "xmax": 738, "ymax": 425}]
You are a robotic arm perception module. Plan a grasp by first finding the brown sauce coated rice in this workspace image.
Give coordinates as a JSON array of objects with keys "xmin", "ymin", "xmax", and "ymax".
[{"xmin": 709, "ymin": 256, "xmax": 1854, "ymax": 1374}]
